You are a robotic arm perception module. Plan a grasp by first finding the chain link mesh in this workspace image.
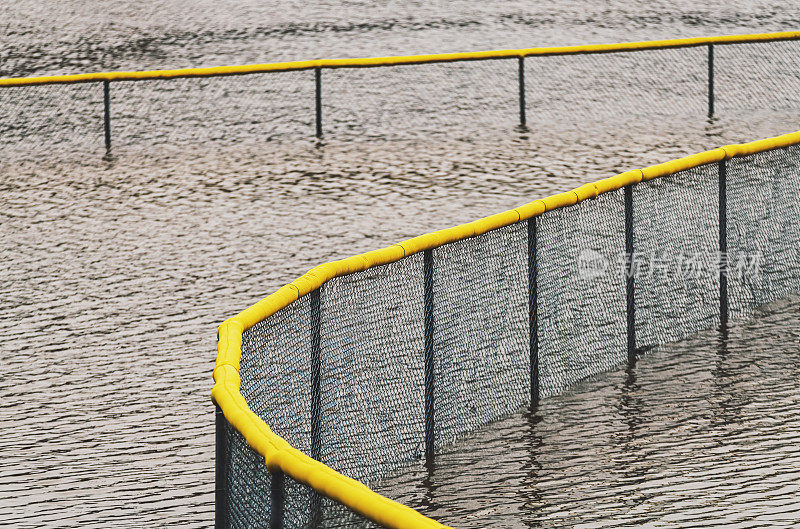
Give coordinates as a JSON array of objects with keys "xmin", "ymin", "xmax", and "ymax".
[
  {"xmin": 713, "ymin": 40, "xmax": 800, "ymax": 140},
  {"xmin": 109, "ymin": 72, "xmax": 314, "ymax": 153},
  {"xmin": 0, "ymin": 82, "xmax": 104, "ymax": 161},
  {"xmin": 286, "ymin": 474, "xmax": 383, "ymax": 529},
  {"xmin": 235, "ymin": 295, "xmax": 315, "ymax": 529},
  {"xmin": 536, "ymin": 191, "xmax": 628, "ymax": 398},
  {"xmin": 716, "ymin": 41, "xmax": 800, "ymax": 115},
  {"xmin": 727, "ymin": 144, "xmax": 800, "ymax": 316},
  {"xmin": 240, "ymin": 294, "xmax": 312, "ymax": 452},
  {"xmin": 525, "ymin": 46, "xmax": 707, "ymax": 134},
  {"xmin": 318, "ymin": 254, "xmax": 426, "ymax": 484},
  {"xmin": 633, "ymin": 163, "xmax": 721, "ymax": 349},
  {"xmin": 224, "ymin": 421, "xmax": 272, "ymax": 528},
  {"xmin": 225, "ymin": 144, "xmax": 800, "ymax": 527},
  {"xmin": 323, "ymin": 59, "xmax": 516, "ymax": 140},
  {"xmin": 431, "ymin": 222, "xmax": 529, "ymax": 448}
]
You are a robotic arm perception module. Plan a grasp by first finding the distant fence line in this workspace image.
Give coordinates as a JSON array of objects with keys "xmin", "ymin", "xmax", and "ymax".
[{"xmin": 1, "ymin": 31, "xmax": 799, "ymax": 153}]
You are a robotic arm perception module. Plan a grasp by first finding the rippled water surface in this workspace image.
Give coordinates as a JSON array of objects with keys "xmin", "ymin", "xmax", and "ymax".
[
  {"xmin": 377, "ymin": 296, "xmax": 800, "ymax": 528},
  {"xmin": 1, "ymin": 2, "xmax": 799, "ymax": 527}
]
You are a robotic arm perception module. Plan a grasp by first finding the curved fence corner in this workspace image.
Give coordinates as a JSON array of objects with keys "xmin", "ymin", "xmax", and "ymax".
[{"xmin": 214, "ymin": 130, "xmax": 800, "ymax": 528}]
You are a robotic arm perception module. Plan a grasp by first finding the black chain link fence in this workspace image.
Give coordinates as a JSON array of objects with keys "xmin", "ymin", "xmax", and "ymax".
[{"xmin": 222, "ymin": 141, "xmax": 800, "ymax": 528}]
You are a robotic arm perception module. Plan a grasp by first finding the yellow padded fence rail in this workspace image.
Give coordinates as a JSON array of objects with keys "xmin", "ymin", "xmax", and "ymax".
[
  {"xmin": 213, "ymin": 129, "xmax": 800, "ymax": 529},
  {"xmin": 2, "ymin": 30, "xmax": 799, "ymax": 87}
]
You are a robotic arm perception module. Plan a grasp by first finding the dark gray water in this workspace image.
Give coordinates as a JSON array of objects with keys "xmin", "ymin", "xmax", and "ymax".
[
  {"xmin": 377, "ymin": 296, "xmax": 800, "ymax": 528},
  {"xmin": 1, "ymin": 2, "xmax": 799, "ymax": 527}
]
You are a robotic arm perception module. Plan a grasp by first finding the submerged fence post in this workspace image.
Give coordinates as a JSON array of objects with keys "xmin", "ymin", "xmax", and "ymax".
[
  {"xmin": 527, "ymin": 217, "xmax": 539, "ymax": 406},
  {"xmin": 309, "ymin": 287, "xmax": 323, "ymax": 525},
  {"xmin": 270, "ymin": 471, "xmax": 285, "ymax": 529},
  {"xmin": 310, "ymin": 288, "xmax": 322, "ymax": 461},
  {"xmin": 314, "ymin": 67, "xmax": 323, "ymax": 138},
  {"xmin": 423, "ymin": 249, "xmax": 435, "ymax": 463},
  {"xmin": 103, "ymin": 80, "xmax": 112, "ymax": 152},
  {"xmin": 707, "ymin": 44, "xmax": 715, "ymax": 118},
  {"xmin": 718, "ymin": 160, "xmax": 729, "ymax": 327},
  {"xmin": 624, "ymin": 185, "xmax": 636, "ymax": 359},
  {"xmin": 215, "ymin": 405, "xmax": 229, "ymax": 529},
  {"xmin": 518, "ymin": 56, "xmax": 527, "ymax": 127}
]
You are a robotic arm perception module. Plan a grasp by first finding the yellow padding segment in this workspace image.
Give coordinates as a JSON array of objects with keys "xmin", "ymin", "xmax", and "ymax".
[
  {"xmin": 398, "ymin": 232, "xmax": 443, "ymax": 256},
  {"xmin": 722, "ymin": 130, "xmax": 800, "ymax": 158},
  {"xmin": 2, "ymin": 31, "xmax": 799, "ymax": 87},
  {"xmin": 641, "ymin": 148, "xmax": 726, "ymax": 181},
  {"xmin": 513, "ymin": 200, "xmax": 546, "ymax": 220},
  {"xmin": 236, "ymin": 284, "xmax": 299, "ymax": 331},
  {"xmin": 573, "ymin": 183, "xmax": 599, "ymax": 201},
  {"xmin": 471, "ymin": 209, "xmax": 521, "ymax": 236},
  {"xmin": 592, "ymin": 169, "xmax": 643, "ymax": 194},
  {"xmin": 215, "ymin": 319, "xmax": 244, "ymax": 371},
  {"xmin": 541, "ymin": 191, "xmax": 579, "ymax": 211},
  {"xmin": 269, "ymin": 449, "xmax": 450, "ymax": 529}
]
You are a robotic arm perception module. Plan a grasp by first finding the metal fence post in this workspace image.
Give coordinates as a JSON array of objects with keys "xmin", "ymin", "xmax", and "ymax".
[
  {"xmin": 423, "ymin": 249, "xmax": 435, "ymax": 463},
  {"xmin": 215, "ymin": 405, "xmax": 229, "ymax": 529},
  {"xmin": 309, "ymin": 287, "xmax": 323, "ymax": 525},
  {"xmin": 624, "ymin": 185, "xmax": 636, "ymax": 359},
  {"xmin": 270, "ymin": 471, "xmax": 285, "ymax": 529},
  {"xmin": 707, "ymin": 44, "xmax": 715, "ymax": 118},
  {"xmin": 103, "ymin": 80, "xmax": 112, "ymax": 152},
  {"xmin": 527, "ymin": 217, "xmax": 539, "ymax": 406},
  {"xmin": 310, "ymin": 288, "xmax": 322, "ymax": 461},
  {"xmin": 718, "ymin": 160, "xmax": 729, "ymax": 327},
  {"xmin": 518, "ymin": 56, "xmax": 527, "ymax": 127},
  {"xmin": 314, "ymin": 67, "xmax": 323, "ymax": 138}
]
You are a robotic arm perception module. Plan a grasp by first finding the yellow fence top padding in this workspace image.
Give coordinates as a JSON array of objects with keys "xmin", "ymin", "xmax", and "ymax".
[
  {"xmin": 212, "ymin": 128, "xmax": 800, "ymax": 529},
  {"xmin": 212, "ymin": 317, "xmax": 450, "ymax": 529},
  {"xmin": 2, "ymin": 30, "xmax": 799, "ymax": 87}
]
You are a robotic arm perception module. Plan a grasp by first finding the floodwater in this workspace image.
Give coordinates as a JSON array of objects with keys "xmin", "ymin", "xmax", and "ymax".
[
  {"xmin": 1, "ymin": 2, "xmax": 799, "ymax": 527},
  {"xmin": 376, "ymin": 296, "xmax": 800, "ymax": 528}
]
